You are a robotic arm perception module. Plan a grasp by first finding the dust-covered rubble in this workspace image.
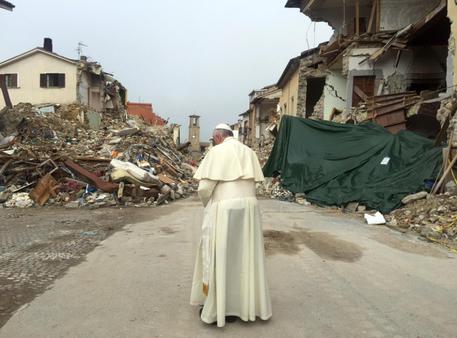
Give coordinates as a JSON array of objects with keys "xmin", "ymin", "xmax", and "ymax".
[
  {"xmin": 0, "ymin": 103, "xmax": 197, "ymax": 209},
  {"xmin": 386, "ymin": 193, "xmax": 457, "ymax": 250}
]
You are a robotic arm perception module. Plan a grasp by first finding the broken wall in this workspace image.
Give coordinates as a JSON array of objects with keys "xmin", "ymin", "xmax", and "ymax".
[
  {"xmin": 78, "ymin": 71, "xmax": 105, "ymax": 112},
  {"xmin": 303, "ymin": 0, "xmax": 440, "ymax": 36},
  {"xmin": 297, "ymin": 57, "xmax": 326, "ymax": 117},
  {"xmin": 256, "ymin": 100, "xmax": 278, "ymax": 141},
  {"xmin": 323, "ymin": 70, "xmax": 347, "ymax": 120},
  {"xmin": 380, "ymin": 0, "xmax": 442, "ymax": 31},
  {"xmin": 303, "ymin": 2, "xmax": 372, "ymax": 35},
  {"xmin": 344, "ymin": 46, "xmax": 448, "ymax": 108}
]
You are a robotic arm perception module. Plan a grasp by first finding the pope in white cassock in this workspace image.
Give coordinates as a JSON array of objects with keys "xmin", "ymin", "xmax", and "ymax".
[{"xmin": 190, "ymin": 123, "xmax": 272, "ymax": 327}]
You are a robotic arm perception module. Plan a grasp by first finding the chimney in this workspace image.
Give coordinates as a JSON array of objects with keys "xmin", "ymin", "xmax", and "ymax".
[{"xmin": 43, "ymin": 38, "xmax": 53, "ymax": 53}]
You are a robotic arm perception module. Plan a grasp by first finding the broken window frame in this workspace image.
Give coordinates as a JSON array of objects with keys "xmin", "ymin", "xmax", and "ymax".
[{"xmin": 40, "ymin": 73, "xmax": 66, "ymax": 88}]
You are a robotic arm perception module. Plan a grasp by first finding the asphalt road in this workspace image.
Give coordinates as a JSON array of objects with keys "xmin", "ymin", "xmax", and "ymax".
[{"xmin": 1, "ymin": 198, "xmax": 456, "ymax": 338}]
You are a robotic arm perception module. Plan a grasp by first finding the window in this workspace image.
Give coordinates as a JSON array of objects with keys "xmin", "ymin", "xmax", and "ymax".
[
  {"xmin": 1, "ymin": 74, "xmax": 18, "ymax": 88},
  {"xmin": 40, "ymin": 73, "xmax": 65, "ymax": 88}
]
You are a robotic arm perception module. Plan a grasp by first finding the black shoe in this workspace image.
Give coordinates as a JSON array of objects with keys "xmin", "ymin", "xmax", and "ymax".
[{"xmin": 226, "ymin": 316, "xmax": 238, "ymax": 323}]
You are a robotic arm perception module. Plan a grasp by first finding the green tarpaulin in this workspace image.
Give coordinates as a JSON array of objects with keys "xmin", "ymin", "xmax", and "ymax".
[{"xmin": 263, "ymin": 116, "xmax": 443, "ymax": 213}]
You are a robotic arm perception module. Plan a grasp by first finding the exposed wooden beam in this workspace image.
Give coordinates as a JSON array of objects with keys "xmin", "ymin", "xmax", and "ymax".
[
  {"xmin": 304, "ymin": 0, "xmax": 317, "ymax": 11},
  {"xmin": 353, "ymin": 85, "xmax": 368, "ymax": 101},
  {"xmin": 367, "ymin": 0, "xmax": 377, "ymax": 33},
  {"xmin": 0, "ymin": 75, "xmax": 13, "ymax": 109},
  {"xmin": 376, "ymin": 0, "xmax": 381, "ymax": 32},
  {"xmin": 355, "ymin": 0, "xmax": 360, "ymax": 36}
]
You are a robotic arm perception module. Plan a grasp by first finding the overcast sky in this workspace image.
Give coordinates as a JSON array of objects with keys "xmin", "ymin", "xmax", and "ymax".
[{"xmin": 0, "ymin": 0, "xmax": 332, "ymax": 140}]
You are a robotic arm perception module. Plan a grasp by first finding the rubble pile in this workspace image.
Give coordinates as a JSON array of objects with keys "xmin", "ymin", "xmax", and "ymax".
[
  {"xmin": 387, "ymin": 194, "xmax": 457, "ymax": 250},
  {"xmin": 254, "ymin": 137, "xmax": 274, "ymax": 168},
  {"xmin": 253, "ymin": 131, "xmax": 312, "ymax": 204},
  {"xmin": 253, "ymin": 136, "xmax": 278, "ymax": 198},
  {"xmin": 0, "ymin": 103, "xmax": 197, "ymax": 209}
]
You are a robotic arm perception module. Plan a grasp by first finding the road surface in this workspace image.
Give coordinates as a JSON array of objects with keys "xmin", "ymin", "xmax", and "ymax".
[{"xmin": 1, "ymin": 198, "xmax": 456, "ymax": 338}]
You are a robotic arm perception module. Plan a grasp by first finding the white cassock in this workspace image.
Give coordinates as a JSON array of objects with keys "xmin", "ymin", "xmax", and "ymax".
[{"xmin": 190, "ymin": 136, "xmax": 272, "ymax": 327}]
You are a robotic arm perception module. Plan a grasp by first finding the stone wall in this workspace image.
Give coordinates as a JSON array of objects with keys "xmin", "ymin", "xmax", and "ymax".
[{"xmin": 296, "ymin": 56, "xmax": 326, "ymax": 118}]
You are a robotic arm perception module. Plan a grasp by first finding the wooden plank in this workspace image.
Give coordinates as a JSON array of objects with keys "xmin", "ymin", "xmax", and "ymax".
[
  {"xmin": 0, "ymin": 74, "xmax": 13, "ymax": 109},
  {"xmin": 394, "ymin": 50, "xmax": 402, "ymax": 69},
  {"xmin": 29, "ymin": 174, "xmax": 59, "ymax": 206},
  {"xmin": 367, "ymin": 0, "xmax": 377, "ymax": 33},
  {"xmin": 0, "ymin": 159, "xmax": 12, "ymax": 176},
  {"xmin": 432, "ymin": 155, "xmax": 457, "ymax": 194},
  {"xmin": 304, "ymin": 0, "xmax": 317, "ymax": 11},
  {"xmin": 64, "ymin": 160, "xmax": 118, "ymax": 193},
  {"xmin": 376, "ymin": 0, "xmax": 381, "ymax": 32},
  {"xmin": 369, "ymin": 97, "xmax": 418, "ymax": 111},
  {"xmin": 373, "ymin": 102, "xmax": 418, "ymax": 116},
  {"xmin": 352, "ymin": 76, "xmax": 375, "ymax": 107},
  {"xmin": 355, "ymin": 0, "xmax": 360, "ymax": 36},
  {"xmin": 353, "ymin": 85, "xmax": 368, "ymax": 101},
  {"xmin": 374, "ymin": 111, "xmax": 406, "ymax": 127},
  {"xmin": 366, "ymin": 92, "xmax": 417, "ymax": 102},
  {"xmin": 158, "ymin": 173, "xmax": 177, "ymax": 186}
]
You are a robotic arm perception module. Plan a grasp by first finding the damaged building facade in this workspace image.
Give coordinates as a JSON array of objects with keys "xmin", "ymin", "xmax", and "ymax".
[
  {"xmin": 0, "ymin": 38, "xmax": 126, "ymax": 113},
  {"xmin": 285, "ymin": 0, "xmax": 453, "ymax": 134},
  {"xmin": 242, "ymin": 85, "xmax": 282, "ymax": 146},
  {"xmin": 277, "ymin": 47, "xmax": 327, "ymax": 119}
]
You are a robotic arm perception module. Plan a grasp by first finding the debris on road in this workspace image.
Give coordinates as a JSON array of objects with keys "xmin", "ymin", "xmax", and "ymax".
[
  {"xmin": 364, "ymin": 212, "xmax": 387, "ymax": 225},
  {"xmin": 387, "ymin": 194, "xmax": 457, "ymax": 250},
  {"xmin": 0, "ymin": 103, "xmax": 197, "ymax": 209},
  {"xmin": 401, "ymin": 191, "xmax": 429, "ymax": 205}
]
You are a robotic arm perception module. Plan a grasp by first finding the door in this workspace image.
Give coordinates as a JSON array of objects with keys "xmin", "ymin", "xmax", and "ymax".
[{"xmin": 352, "ymin": 76, "xmax": 375, "ymax": 107}]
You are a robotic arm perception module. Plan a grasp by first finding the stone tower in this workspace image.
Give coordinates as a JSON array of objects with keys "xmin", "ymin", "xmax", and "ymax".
[{"xmin": 188, "ymin": 115, "xmax": 201, "ymax": 153}]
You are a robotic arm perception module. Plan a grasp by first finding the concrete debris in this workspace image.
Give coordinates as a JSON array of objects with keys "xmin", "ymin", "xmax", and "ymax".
[
  {"xmin": 4, "ymin": 193, "xmax": 34, "ymax": 208},
  {"xmin": 0, "ymin": 102, "xmax": 197, "ymax": 209},
  {"xmin": 387, "ymin": 194, "xmax": 457, "ymax": 250},
  {"xmin": 402, "ymin": 191, "xmax": 428, "ymax": 205}
]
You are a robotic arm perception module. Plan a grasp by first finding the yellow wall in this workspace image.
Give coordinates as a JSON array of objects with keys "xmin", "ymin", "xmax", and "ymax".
[
  {"xmin": 449, "ymin": 0, "xmax": 457, "ymax": 86},
  {"xmin": 278, "ymin": 68, "xmax": 299, "ymax": 116},
  {"xmin": 0, "ymin": 52, "xmax": 78, "ymax": 108}
]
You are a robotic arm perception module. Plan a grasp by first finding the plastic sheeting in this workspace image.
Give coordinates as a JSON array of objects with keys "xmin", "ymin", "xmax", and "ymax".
[{"xmin": 263, "ymin": 116, "xmax": 442, "ymax": 213}]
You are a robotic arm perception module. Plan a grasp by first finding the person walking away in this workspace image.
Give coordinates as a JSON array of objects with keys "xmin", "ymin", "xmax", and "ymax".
[{"xmin": 190, "ymin": 123, "xmax": 272, "ymax": 327}]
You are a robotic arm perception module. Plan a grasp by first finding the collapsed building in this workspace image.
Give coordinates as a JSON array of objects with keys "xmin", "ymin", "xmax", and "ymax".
[
  {"xmin": 283, "ymin": 0, "xmax": 453, "ymax": 136},
  {"xmin": 249, "ymin": 1, "xmax": 457, "ymax": 247},
  {"xmin": 0, "ymin": 39, "xmax": 196, "ymax": 210},
  {"xmin": 239, "ymin": 85, "xmax": 282, "ymax": 147}
]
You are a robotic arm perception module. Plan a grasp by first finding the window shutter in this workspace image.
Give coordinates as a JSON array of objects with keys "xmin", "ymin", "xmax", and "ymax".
[
  {"xmin": 58, "ymin": 74, "xmax": 65, "ymax": 88},
  {"xmin": 12, "ymin": 74, "xmax": 17, "ymax": 88},
  {"xmin": 40, "ymin": 74, "xmax": 47, "ymax": 88}
]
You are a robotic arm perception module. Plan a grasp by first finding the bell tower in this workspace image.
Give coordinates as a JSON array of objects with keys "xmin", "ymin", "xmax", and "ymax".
[{"xmin": 188, "ymin": 115, "xmax": 201, "ymax": 153}]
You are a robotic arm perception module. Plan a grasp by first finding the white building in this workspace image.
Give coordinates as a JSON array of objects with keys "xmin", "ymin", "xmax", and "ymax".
[{"xmin": 0, "ymin": 38, "xmax": 126, "ymax": 112}]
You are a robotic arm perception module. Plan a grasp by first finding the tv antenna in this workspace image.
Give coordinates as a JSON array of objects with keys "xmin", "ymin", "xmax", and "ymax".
[{"xmin": 76, "ymin": 42, "xmax": 88, "ymax": 59}]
